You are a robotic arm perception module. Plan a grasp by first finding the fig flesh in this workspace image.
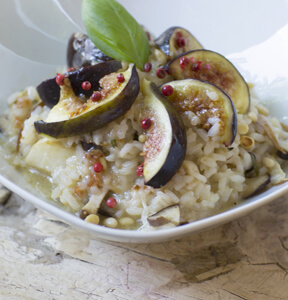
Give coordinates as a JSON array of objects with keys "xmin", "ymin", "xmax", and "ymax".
[
  {"xmin": 155, "ymin": 27, "xmax": 203, "ymax": 59},
  {"xmin": 34, "ymin": 65, "xmax": 139, "ymax": 138},
  {"xmin": 36, "ymin": 60, "xmax": 122, "ymax": 108},
  {"xmin": 25, "ymin": 138, "xmax": 76, "ymax": 175},
  {"xmin": 141, "ymin": 79, "xmax": 187, "ymax": 188},
  {"xmin": 166, "ymin": 49, "xmax": 250, "ymax": 114},
  {"xmin": 147, "ymin": 204, "xmax": 180, "ymax": 227},
  {"xmin": 162, "ymin": 79, "xmax": 237, "ymax": 147},
  {"xmin": 243, "ymin": 175, "xmax": 271, "ymax": 199},
  {"xmin": 67, "ymin": 33, "xmax": 113, "ymax": 69},
  {"xmin": 257, "ymin": 115, "xmax": 288, "ymax": 159}
]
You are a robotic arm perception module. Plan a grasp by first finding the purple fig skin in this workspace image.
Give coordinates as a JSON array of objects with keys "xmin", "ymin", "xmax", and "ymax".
[
  {"xmin": 277, "ymin": 150, "xmax": 288, "ymax": 160},
  {"xmin": 165, "ymin": 49, "xmax": 250, "ymax": 114},
  {"xmin": 36, "ymin": 60, "xmax": 122, "ymax": 108},
  {"xmin": 160, "ymin": 79, "xmax": 237, "ymax": 147},
  {"xmin": 144, "ymin": 82, "xmax": 187, "ymax": 188},
  {"xmin": 154, "ymin": 27, "xmax": 203, "ymax": 58},
  {"xmin": 67, "ymin": 33, "xmax": 113, "ymax": 69},
  {"xmin": 34, "ymin": 65, "xmax": 139, "ymax": 139},
  {"xmin": 243, "ymin": 176, "xmax": 271, "ymax": 199}
]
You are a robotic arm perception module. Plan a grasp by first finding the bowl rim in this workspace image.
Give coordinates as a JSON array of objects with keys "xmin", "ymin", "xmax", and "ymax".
[
  {"xmin": 1, "ymin": 173, "xmax": 287, "ymax": 243},
  {"xmin": 1, "ymin": 0, "xmax": 288, "ymax": 243}
]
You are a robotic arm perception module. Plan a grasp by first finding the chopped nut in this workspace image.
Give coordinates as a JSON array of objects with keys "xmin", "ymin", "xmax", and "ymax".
[
  {"xmin": 138, "ymin": 134, "xmax": 147, "ymax": 143},
  {"xmin": 103, "ymin": 217, "xmax": 118, "ymax": 228},
  {"xmin": 85, "ymin": 214, "xmax": 100, "ymax": 224},
  {"xmin": 238, "ymin": 123, "xmax": 249, "ymax": 135},
  {"xmin": 240, "ymin": 136, "xmax": 255, "ymax": 149}
]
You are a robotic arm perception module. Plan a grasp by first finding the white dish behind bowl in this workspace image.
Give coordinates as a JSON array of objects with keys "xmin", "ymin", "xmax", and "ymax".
[{"xmin": 0, "ymin": 0, "xmax": 288, "ymax": 243}]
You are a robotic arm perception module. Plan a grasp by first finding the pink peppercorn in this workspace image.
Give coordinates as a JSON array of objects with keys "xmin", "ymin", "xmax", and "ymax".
[
  {"xmin": 93, "ymin": 162, "xmax": 103, "ymax": 173},
  {"xmin": 117, "ymin": 73, "xmax": 125, "ymax": 83},
  {"xmin": 136, "ymin": 164, "xmax": 144, "ymax": 177},
  {"xmin": 82, "ymin": 81, "xmax": 92, "ymax": 91},
  {"xmin": 156, "ymin": 68, "xmax": 167, "ymax": 79},
  {"xmin": 141, "ymin": 118, "xmax": 152, "ymax": 130},
  {"xmin": 191, "ymin": 61, "xmax": 202, "ymax": 71},
  {"xmin": 162, "ymin": 85, "xmax": 173, "ymax": 96},
  {"xmin": 106, "ymin": 197, "xmax": 117, "ymax": 208},
  {"xmin": 177, "ymin": 37, "xmax": 186, "ymax": 47},
  {"xmin": 144, "ymin": 62, "xmax": 152, "ymax": 72},
  {"xmin": 179, "ymin": 56, "xmax": 190, "ymax": 70},
  {"xmin": 91, "ymin": 91, "xmax": 102, "ymax": 102},
  {"xmin": 55, "ymin": 73, "xmax": 65, "ymax": 86}
]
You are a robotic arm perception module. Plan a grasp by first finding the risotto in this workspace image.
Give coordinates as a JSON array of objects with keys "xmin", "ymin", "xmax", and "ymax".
[{"xmin": 0, "ymin": 24, "xmax": 288, "ymax": 231}]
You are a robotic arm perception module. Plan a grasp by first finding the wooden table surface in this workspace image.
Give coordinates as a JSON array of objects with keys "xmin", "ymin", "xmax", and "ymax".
[{"xmin": 1, "ymin": 189, "xmax": 288, "ymax": 300}]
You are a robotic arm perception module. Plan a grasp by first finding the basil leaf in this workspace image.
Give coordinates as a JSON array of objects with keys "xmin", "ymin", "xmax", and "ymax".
[{"xmin": 82, "ymin": 0, "xmax": 150, "ymax": 70}]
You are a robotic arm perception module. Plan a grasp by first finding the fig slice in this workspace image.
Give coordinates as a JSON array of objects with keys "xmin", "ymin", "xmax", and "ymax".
[
  {"xmin": 147, "ymin": 204, "xmax": 180, "ymax": 227},
  {"xmin": 277, "ymin": 150, "xmax": 288, "ymax": 160},
  {"xmin": 141, "ymin": 79, "xmax": 187, "ymax": 188},
  {"xmin": 25, "ymin": 137, "xmax": 76, "ymax": 174},
  {"xmin": 155, "ymin": 27, "xmax": 203, "ymax": 59},
  {"xmin": 243, "ymin": 175, "xmax": 271, "ymax": 199},
  {"xmin": 67, "ymin": 33, "xmax": 113, "ymax": 69},
  {"xmin": 36, "ymin": 60, "xmax": 122, "ymax": 108},
  {"xmin": 34, "ymin": 65, "xmax": 139, "ymax": 138},
  {"xmin": 166, "ymin": 49, "xmax": 250, "ymax": 114},
  {"xmin": 162, "ymin": 79, "xmax": 237, "ymax": 147},
  {"xmin": 257, "ymin": 115, "xmax": 288, "ymax": 159},
  {"xmin": 245, "ymin": 152, "xmax": 259, "ymax": 177}
]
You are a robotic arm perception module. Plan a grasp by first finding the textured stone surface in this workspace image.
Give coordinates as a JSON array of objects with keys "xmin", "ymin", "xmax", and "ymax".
[{"xmin": 1, "ymin": 192, "xmax": 288, "ymax": 299}]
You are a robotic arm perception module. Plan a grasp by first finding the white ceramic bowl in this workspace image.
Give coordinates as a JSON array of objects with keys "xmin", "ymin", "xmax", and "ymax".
[{"xmin": 0, "ymin": 0, "xmax": 287, "ymax": 243}]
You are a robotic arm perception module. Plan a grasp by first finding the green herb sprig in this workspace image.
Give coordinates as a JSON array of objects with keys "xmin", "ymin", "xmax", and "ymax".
[{"xmin": 82, "ymin": 0, "xmax": 150, "ymax": 70}]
